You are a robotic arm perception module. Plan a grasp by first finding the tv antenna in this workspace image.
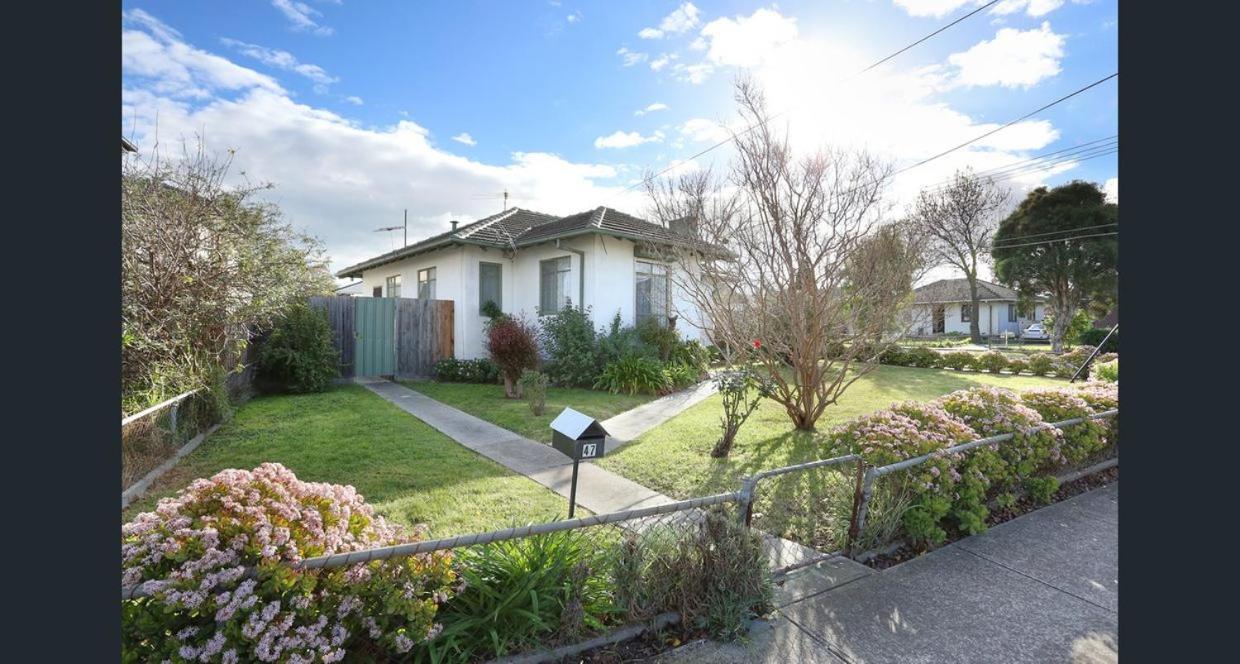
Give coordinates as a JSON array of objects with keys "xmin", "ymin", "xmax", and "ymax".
[{"xmin": 470, "ymin": 188, "xmax": 513, "ymax": 212}]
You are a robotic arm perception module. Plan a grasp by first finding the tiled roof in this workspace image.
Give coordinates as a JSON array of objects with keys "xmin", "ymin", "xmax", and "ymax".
[
  {"xmin": 913, "ymin": 278, "xmax": 1028, "ymax": 304},
  {"xmin": 336, "ymin": 205, "xmax": 720, "ymax": 277}
]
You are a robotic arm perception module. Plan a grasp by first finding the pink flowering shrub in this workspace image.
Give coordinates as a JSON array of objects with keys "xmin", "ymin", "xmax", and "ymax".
[
  {"xmin": 121, "ymin": 463, "xmax": 458, "ymax": 663},
  {"xmin": 1074, "ymin": 381, "xmax": 1119, "ymax": 445},
  {"xmin": 829, "ymin": 402, "xmax": 976, "ymax": 546},
  {"xmin": 1020, "ymin": 388, "xmax": 1110, "ymax": 465},
  {"xmin": 937, "ymin": 386, "xmax": 1064, "ymax": 513}
]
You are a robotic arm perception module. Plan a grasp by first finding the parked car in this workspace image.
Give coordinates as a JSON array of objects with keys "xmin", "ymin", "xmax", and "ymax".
[{"xmin": 1022, "ymin": 323, "xmax": 1050, "ymax": 340}]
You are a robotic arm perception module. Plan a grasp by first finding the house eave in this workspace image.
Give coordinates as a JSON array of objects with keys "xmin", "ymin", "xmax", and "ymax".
[{"xmin": 335, "ymin": 239, "xmax": 492, "ymax": 279}]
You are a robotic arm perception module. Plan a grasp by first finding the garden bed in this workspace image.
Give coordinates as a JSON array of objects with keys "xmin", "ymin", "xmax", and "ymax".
[{"xmin": 863, "ymin": 464, "xmax": 1119, "ymax": 570}]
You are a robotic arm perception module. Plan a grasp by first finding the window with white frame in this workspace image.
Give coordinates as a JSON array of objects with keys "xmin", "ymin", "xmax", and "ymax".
[
  {"xmin": 635, "ymin": 260, "xmax": 669, "ymax": 325},
  {"xmin": 417, "ymin": 267, "xmax": 436, "ymax": 299},
  {"xmin": 479, "ymin": 262, "xmax": 502, "ymax": 314},
  {"xmin": 961, "ymin": 303, "xmax": 972, "ymax": 322},
  {"xmin": 1008, "ymin": 303, "xmax": 1017, "ymax": 322},
  {"xmin": 539, "ymin": 256, "xmax": 571, "ymax": 315},
  {"xmin": 385, "ymin": 275, "xmax": 401, "ymax": 298}
]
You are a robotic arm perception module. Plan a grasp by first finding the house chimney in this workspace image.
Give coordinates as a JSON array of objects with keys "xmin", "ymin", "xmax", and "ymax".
[{"xmin": 450, "ymin": 220, "xmax": 459, "ymax": 231}]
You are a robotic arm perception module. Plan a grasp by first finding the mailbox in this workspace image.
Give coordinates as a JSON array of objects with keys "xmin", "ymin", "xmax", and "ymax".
[{"xmin": 550, "ymin": 407, "xmax": 609, "ymax": 461}]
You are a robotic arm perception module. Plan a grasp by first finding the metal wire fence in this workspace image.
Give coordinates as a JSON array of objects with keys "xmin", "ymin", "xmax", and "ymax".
[{"xmin": 121, "ymin": 389, "xmax": 216, "ymax": 490}]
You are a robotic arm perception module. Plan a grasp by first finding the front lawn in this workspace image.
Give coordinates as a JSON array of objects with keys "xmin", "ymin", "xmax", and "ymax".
[
  {"xmin": 123, "ymin": 384, "xmax": 575, "ymax": 537},
  {"xmin": 598, "ymin": 364, "xmax": 1068, "ymax": 499},
  {"xmin": 401, "ymin": 380, "xmax": 655, "ymax": 443}
]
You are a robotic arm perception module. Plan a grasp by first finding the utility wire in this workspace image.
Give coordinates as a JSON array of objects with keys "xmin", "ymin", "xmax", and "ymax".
[
  {"xmin": 614, "ymin": 1, "xmax": 1001, "ymax": 198},
  {"xmin": 916, "ymin": 136, "xmax": 1117, "ymax": 192},
  {"xmin": 991, "ymin": 231, "xmax": 1117, "ymax": 251},
  {"xmin": 991, "ymin": 222, "xmax": 1118, "ymax": 246},
  {"xmin": 917, "ymin": 145, "xmax": 1118, "ymax": 196}
]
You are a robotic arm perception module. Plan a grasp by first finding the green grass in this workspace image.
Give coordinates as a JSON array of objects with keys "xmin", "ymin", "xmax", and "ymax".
[
  {"xmin": 595, "ymin": 364, "xmax": 1068, "ymax": 550},
  {"xmin": 598, "ymin": 364, "xmax": 1067, "ymax": 499},
  {"xmin": 122, "ymin": 384, "xmax": 576, "ymax": 537},
  {"xmin": 401, "ymin": 381, "xmax": 656, "ymax": 443}
]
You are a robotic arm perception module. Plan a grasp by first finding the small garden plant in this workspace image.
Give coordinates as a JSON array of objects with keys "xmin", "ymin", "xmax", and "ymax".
[
  {"xmin": 711, "ymin": 370, "xmax": 767, "ymax": 458},
  {"xmin": 518, "ymin": 369, "xmax": 549, "ymax": 416},
  {"xmin": 485, "ymin": 314, "xmax": 540, "ymax": 398},
  {"xmin": 258, "ymin": 303, "xmax": 339, "ymax": 393}
]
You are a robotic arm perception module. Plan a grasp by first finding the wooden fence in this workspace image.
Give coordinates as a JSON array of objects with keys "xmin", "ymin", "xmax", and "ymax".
[{"xmin": 308, "ymin": 296, "xmax": 454, "ymax": 379}]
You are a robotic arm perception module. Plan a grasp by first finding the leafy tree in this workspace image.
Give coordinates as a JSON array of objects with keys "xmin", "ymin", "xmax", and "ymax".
[
  {"xmin": 122, "ymin": 142, "xmax": 334, "ymax": 411},
  {"xmin": 258, "ymin": 303, "xmax": 340, "ymax": 393},
  {"xmin": 908, "ymin": 169, "xmax": 1009, "ymax": 343},
  {"xmin": 992, "ymin": 181, "xmax": 1117, "ymax": 352}
]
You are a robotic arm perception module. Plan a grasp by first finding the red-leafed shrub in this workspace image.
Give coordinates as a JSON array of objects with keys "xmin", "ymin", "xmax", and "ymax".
[{"xmin": 486, "ymin": 315, "xmax": 540, "ymax": 398}]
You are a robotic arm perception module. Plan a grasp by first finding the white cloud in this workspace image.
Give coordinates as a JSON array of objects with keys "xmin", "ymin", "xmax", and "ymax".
[
  {"xmin": 594, "ymin": 130, "xmax": 665, "ymax": 149},
  {"xmin": 123, "ymin": 13, "xmax": 646, "ymax": 274},
  {"xmin": 344, "ymin": 95, "xmax": 364, "ymax": 106},
  {"xmin": 635, "ymin": 102, "xmax": 669, "ymax": 116},
  {"xmin": 891, "ymin": 1, "xmax": 980, "ymax": 19},
  {"xmin": 220, "ymin": 38, "xmax": 339, "ymax": 92},
  {"xmin": 1103, "ymin": 177, "xmax": 1117, "ymax": 203},
  {"xmin": 679, "ymin": 118, "xmax": 730, "ymax": 144},
  {"xmin": 616, "ymin": 47, "xmax": 648, "ymax": 67},
  {"xmin": 639, "ymin": 2, "xmax": 701, "ymax": 39},
  {"xmin": 452, "ymin": 132, "xmax": 477, "ymax": 146},
  {"xmin": 699, "ymin": 8, "xmax": 799, "ymax": 69},
  {"xmin": 671, "ymin": 62, "xmax": 713, "ymax": 84},
  {"xmin": 567, "ymin": 10, "xmax": 583, "ymax": 23},
  {"xmin": 991, "ymin": 0, "xmax": 1065, "ymax": 17},
  {"xmin": 974, "ymin": 120, "xmax": 1060, "ymax": 151},
  {"xmin": 947, "ymin": 22, "xmax": 1065, "ymax": 88},
  {"xmin": 271, "ymin": 0, "xmax": 334, "ymax": 36},
  {"xmin": 649, "ymin": 53, "xmax": 677, "ymax": 71}
]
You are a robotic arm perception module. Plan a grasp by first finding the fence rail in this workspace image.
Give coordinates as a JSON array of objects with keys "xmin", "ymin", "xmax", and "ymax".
[
  {"xmin": 121, "ymin": 388, "xmax": 200, "ymax": 427},
  {"xmin": 123, "ymin": 409, "xmax": 1117, "ymax": 602}
]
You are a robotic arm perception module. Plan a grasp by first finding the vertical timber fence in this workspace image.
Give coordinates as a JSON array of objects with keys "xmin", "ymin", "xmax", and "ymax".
[{"xmin": 309, "ymin": 295, "xmax": 454, "ymax": 379}]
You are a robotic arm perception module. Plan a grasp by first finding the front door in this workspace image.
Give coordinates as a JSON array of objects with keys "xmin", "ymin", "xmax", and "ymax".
[{"xmin": 932, "ymin": 305, "xmax": 945, "ymax": 334}]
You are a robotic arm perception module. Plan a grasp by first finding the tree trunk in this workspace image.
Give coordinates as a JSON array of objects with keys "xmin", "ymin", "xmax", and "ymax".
[
  {"xmin": 966, "ymin": 277, "xmax": 982, "ymax": 344},
  {"xmin": 1050, "ymin": 306, "xmax": 1071, "ymax": 353},
  {"xmin": 503, "ymin": 375, "xmax": 522, "ymax": 399}
]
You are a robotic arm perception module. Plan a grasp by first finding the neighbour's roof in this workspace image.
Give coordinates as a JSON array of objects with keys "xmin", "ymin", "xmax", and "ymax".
[
  {"xmin": 336, "ymin": 205, "xmax": 720, "ymax": 278},
  {"xmin": 912, "ymin": 278, "xmax": 1035, "ymax": 304},
  {"xmin": 122, "ymin": 137, "xmax": 138, "ymax": 153}
]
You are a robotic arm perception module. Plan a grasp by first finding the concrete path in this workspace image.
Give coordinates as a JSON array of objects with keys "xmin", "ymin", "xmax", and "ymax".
[
  {"xmin": 358, "ymin": 378, "xmax": 823, "ymax": 567},
  {"xmin": 600, "ymin": 379, "xmax": 717, "ymax": 451},
  {"xmin": 661, "ymin": 482, "xmax": 1119, "ymax": 664}
]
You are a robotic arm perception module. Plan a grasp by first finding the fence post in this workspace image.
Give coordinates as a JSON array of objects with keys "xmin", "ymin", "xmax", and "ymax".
[
  {"xmin": 738, "ymin": 476, "xmax": 758, "ymax": 527},
  {"xmin": 848, "ymin": 468, "xmax": 880, "ymax": 558},
  {"xmin": 169, "ymin": 401, "xmax": 180, "ymax": 444},
  {"xmin": 844, "ymin": 460, "xmax": 868, "ymax": 556}
]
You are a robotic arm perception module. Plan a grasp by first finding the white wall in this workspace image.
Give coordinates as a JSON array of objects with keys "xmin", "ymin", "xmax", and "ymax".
[
  {"xmin": 905, "ymin": 301, "xmax": 1047, "ymax": 337},
  {"xmin": 358, "ymin": 236, "xmax": 711, "ymax": 359}
]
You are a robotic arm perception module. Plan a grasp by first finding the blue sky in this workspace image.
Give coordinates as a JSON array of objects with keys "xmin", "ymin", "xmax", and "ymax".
[{"xmin": 122, "ymin": 1, "xmax": 1118, "ymax": 278}]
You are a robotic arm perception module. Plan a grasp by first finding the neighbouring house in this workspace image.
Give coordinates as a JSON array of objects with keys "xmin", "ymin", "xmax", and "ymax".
[
  {"xmin": 904, "ymin": 278, "xmax": 1046, "ymax": 338},
  {"xmin": 333, "ymin": 280, "xmax": 368, "ymax": 297},
  {"xmin": 335, "ymin": 206, "xmax": 718, "ymax": 359},
  {"xmin": 122, "ymin": 136, "xmax": 137, "ymax": 153}
]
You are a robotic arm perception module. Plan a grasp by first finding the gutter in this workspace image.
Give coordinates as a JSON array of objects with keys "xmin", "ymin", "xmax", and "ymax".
[{"xmin": 556, "ymin": 239, "xmax": 586, "ymax": 307}]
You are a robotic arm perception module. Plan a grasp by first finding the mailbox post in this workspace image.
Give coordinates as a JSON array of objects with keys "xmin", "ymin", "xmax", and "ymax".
[{"xmin": 549, "ymin": 407, "xmax": 609, "ymax": 518}]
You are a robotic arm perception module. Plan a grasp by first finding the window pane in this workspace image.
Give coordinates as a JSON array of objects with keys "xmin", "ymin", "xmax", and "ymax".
[
  {"xmin": 480, "ymin": 262, "xmax": 502, "ymax": 314},
  {"xmin": 635, "ymin": 261, "xmax": 668, "ymax": 324},
  {"xmin": 540, "ymin": 257, "xmax": 570, "ymax": 314},
  {"xmin": 386, "ymin": 275, "xmax": 401, "ymax": 298}
]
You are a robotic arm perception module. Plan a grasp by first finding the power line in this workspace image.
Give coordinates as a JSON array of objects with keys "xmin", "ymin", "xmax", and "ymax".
[
  {"xmin": 892, "ymin": 72, "xmax": 1119, "ymax": 177},
  {"xmin": 614, "ymin": 1, "xmax": 1001, "ymax": 198},
  {"xmin": 991, "ymin": 231, "xmax": 1117, "ymax": 251},
  {"xmin": 991, "ymin": 223, "xmax": 1118, "ymax": 247},
  {"xmin": 917, "ymin": 144, "xmax": 1118, "ymax": 196},
  {"xmin": 916, "ymin": 136, "xmax": 1117, "ymax": 192}
]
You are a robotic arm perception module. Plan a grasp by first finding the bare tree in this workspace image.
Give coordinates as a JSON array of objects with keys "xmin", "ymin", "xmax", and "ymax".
[
  {"xmin": 645, "ymin": 79, "xmax": 922, "ymax": 432},
  {"xmin": 908, "ymin": 170, "xmax": 1009, "ymax": 343}
]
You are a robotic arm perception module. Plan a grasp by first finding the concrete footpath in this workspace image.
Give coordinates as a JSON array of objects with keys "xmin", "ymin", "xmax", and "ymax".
[
  {"xmin": 358, "ymin": 378, "xmax": 821, "ymax": 568},
  {"xmin": 662, "ymin": 482, "xmax": 1119, "ymax": 664},
  {"xmin": 599, "ymin": 379, "xmax": 717, "ymax": 450}
]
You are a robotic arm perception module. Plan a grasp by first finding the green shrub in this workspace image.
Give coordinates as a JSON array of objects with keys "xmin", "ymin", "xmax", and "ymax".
[
  {"xmin": 428, "ymin": 530, "xmax": 616, "ymax": 662},
  {"xmin": 1027, "ymin": 353, "xmax": 1055, "ymax": 376},
  {"xmin": 1006, "ymin": 359, "xmax": 1027, "ymax": 376},
  {"xmin": 612, "ymin": 510, "xmax": 772, "ymax": 640},
  {"xmin": 519, "ymin": 370, "xmax": 549, "ymax": 415},
  {"xmin": 1092, "ymin": 358, "xmax": 1118, "ymax": 383},
  {"xmin": 664, "ymin": 362, "xmax": 700, "ymax": 391},
  {"xmin": 1052, "ymin": 360, "xmax": 1078, "ymax": 379},
  {"xmin": 906, "ymin": 347, "xmax": 942, "ymax": 368},
  {"xmin": 257, "ymin": 303, "xmax": 339, "ymax": 393},
  {"xmin": 539, "ymin": 303, "xmax": 601, "ymax": 388},
  {"xmin": 1075, "ymin": 381, "xmax": 1119, "ymax": 445},
  {"xmin": 940, "ymin": 351, "xmax": 976, "ymax": 371},
  {"xmin": 975, "ymin": 351, "xmax": 1009, "ymax": 374},
  {"xmin": 879, "ymin": 346, "xmax": 911, "ymax": 366},
  {"xmin": 1075, "ymin": 327, "xmax": 1118, "ymax": 353},
  {"xmin": 434, "ymin": 358, "xmax": 500, "ymax": 383},
  {"xmin": 938, "ymin": 387, "xmax": 1061, "ymax": 495},
  {"xmin": 595, "ymin": 356, "xmax": 669, "ymax": 395},
  {"xmin": 637, "ymin": 318, "xmax": 680, "ymax": 362},
  {"xmin": 671, "ymin": 340, "xmax": 712, "ymax": 376},
  {"xmin": 1021, "ymin": 388, "xmax": 1109, "ymax": 466},
  {"xmin": 596, "ymin": 313, "xmax": 659, "ymax": 365},
  {"xmin": 711, "ymin": 370, "xmax": 768, "ymax": 458}
]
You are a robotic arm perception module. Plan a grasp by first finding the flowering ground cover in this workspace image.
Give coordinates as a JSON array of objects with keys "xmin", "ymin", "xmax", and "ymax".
[{"xmin": 123, "ymin": 384, "xmax": 574, "ymax": 536}]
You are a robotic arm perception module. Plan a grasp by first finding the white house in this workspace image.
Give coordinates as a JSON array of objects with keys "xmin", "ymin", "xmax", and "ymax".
[
  {"xmin": 335, "ymin": 206, "xmax": 716, "ymax": 359},
  {"xmin": 905, "ymin": 278, "xmax": 1046, "ymax": 338}
]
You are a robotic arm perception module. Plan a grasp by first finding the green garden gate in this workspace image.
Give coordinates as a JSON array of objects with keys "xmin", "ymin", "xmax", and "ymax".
[{"xmin": 354, "ymin": 297, "xmax": 396, "ymax": 377}]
